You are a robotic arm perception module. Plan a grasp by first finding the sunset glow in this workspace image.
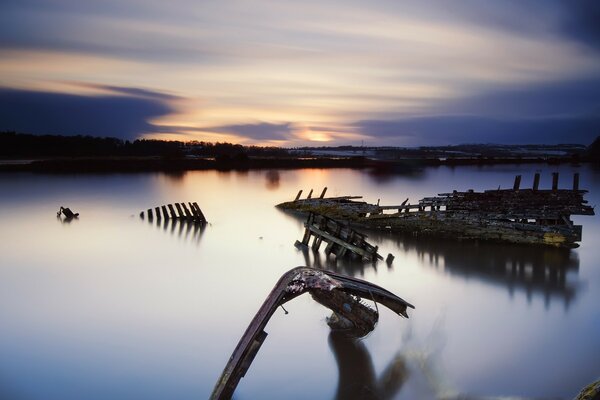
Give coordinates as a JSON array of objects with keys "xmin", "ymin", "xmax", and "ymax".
[{"xmin": 1, "ymin": 1, "xmax": 599, "ymax": 145}]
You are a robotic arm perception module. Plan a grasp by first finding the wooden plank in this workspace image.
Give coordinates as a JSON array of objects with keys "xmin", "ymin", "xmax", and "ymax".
[
  {"xmin": 552, "ymin": 172, "xmax": 559, "ymax": 191},
  {"xmin": 294, "ymin": 190, "xmax": 303, "ymax": 201},
  {"xmin": 167, "ymin": 204, "xmax": 177, "ymax": 219},
  {"xmin": 147, "ymin": 208, "xmax": 153, "ymax": 220},
  {"xmin": 181, "ymin": 203, "xmax": 193, "ymax": 219},
  {"xmin": 188, "ymin": 202, "xmax": 199, "ymax": 218},
  {"xmin": 161, "ymin": 205, "xmax": 169, "ymax": 220},
  {"xmin": 192, "ymin": 202, "xmax": 207, "ymax": 222},
  {"xmin": 174, "ymin": 203, "xmax": 185, "ymax": 218},
  {"xmin": 307, "ymin": 224, "xmax": 377, "ymax": 261},
  {"xmin": 307, "ymin": 189, "xmax": 313, "ymax": 199},
  {"xmin": 573, "ymin": 173, "xmax": 580, "ymax": 191},
  {"xmin": 155, "ymin": 207, "xmax": 161, "ymax": 220}
]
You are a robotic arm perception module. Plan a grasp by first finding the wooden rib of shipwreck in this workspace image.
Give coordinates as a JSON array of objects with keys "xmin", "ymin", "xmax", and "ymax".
[
  {"xmin": 295, "ymin": 212, "xmax": 384, "ymax": 262},
  {"xmin": 277, "ymin": 173, "xmax": 595, "ymax": 248},
  {"xmin": 139, "ymin": 201, "xmax": 206, "ymax": 223},
  {"xmin": 210, "ymin": 267, "xmax": 414, "ymax": 400}
]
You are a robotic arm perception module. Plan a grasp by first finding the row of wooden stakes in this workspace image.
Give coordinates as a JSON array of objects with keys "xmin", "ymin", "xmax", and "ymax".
[{"xmin": 139, "ymin": 202, "xmax": 206, "ymax": 223}]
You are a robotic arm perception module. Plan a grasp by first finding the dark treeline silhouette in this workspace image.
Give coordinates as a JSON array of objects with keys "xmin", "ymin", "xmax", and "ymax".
[{"xmin": 0, "ymin": 131, "xmax": 291, "ymax": 158}]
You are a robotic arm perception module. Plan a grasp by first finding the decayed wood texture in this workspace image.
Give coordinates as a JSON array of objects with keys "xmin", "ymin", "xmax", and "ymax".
[
  {"xmin": 210, "ymin": 267, "xmax": 413, "ymax": 400},
  {"xmin": 278, "ymin": 174, "xmax": 594, "ymax": 248},
  {"xmin": 297, "ymin": 213, "xmax": 383, "ymax": 261},
  {"xmin": 139, "ymin": 202, "xmax": 207, "ymax": 223}
]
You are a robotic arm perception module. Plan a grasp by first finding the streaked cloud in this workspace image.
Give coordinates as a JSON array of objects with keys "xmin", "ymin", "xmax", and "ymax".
[
  {"xmin": 0, "ymin": 87, "xmax": 174, "ymax": 140},
  {"xmin": 0, "ymin": 0, "xmax": 599, "ymax": 145}
]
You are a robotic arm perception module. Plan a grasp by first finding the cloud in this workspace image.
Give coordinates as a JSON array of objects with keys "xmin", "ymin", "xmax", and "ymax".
[
  {"xmin": 0, "ymin": 87, "xmax": 175, "ymax": 140},
  {"xmin": 436, "ymin": 76, "xmax": 600, "ymax": 118},
  {"xmin": 205, "ymin": 122, "xmax": 296, "ymax": 141},
  {"xmin": 356, "ymin": 113, "xmax": 600, "ymax": 146},
  {"xmin": 559, "ymin": 0, "xmax": 600, "ymax": 51}
]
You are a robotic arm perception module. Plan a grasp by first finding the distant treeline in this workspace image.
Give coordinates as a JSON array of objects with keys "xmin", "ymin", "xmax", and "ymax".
[{"xmin": 0, "ymin": 131, "xmax": 291, "ymax": 158}]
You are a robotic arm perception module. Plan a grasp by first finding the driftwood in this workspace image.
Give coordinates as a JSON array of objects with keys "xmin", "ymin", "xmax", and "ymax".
[
  {"xmin": 210, "ymin": 267, "xmax": 413, "ymax": 399},
  {"xmin": 278, "ymin": 173, "xmax": 594, "ymax": 248}
]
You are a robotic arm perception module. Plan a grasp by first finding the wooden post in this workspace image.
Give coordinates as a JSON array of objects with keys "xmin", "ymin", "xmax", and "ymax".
[
  {"xmin": 161, "ymin": 205, "xmax": 170, "ymax": 220},
  {"xmin": 307, "ymin": 189, "xmax": 313, "ymax": 199},
  {"xmin": 319, "ymin": 187, "xmax": 328, "ymax": 199},
  {"xmin": 312, "ymin": 236, "xmax": 322, "ymax": 251},
  {"xmin": 155, "ymin": 207, "xmax": 161, "ymax": 220},
  {"xmin": 513, "ymin": 175, "xmax": 521, "ymax": 191},
  {"xmin": 294, "ymin": 190, "xmax": 303, "ymax": 201},
  {"xmin": 573, "ymin": 173, "xmax": 580, "ymax": 191},
  {"xmin": 181, "ymin": 203, "xmax": 193, "ymax": 219},
  {"xmin": 552, "ymin": 172, "xmax": 559, "ymax": 191},
  {"xmin": 324, "ymin": 241, "xmax": 335, "ymax": 255},
  {"xmin": 301, "ymin": 228, "xmax": 311, "ymax": 245},
  {"xmin": 533, "ymin": 173, "xmax": 540, "ymax": 191},
  {"xmin": 175, "ymin": 203, "xmax": 185, "ymax": 218},
  {"xmin": 167, "ymin": 204, "xmax": 177, "ymax": 219},
  {"xmin": 140, "ymin": 211, "xmax": 144, "ymax": 219},
  {"xmin": 192, "ymin": 202, "xmax": 207, "ymax": 222},
  {"xmin": 147, "ymin": 208, "xmax": 153, "ymax": 220}
]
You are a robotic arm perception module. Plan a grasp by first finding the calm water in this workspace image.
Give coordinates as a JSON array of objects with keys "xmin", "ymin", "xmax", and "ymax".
[{"xmin": 0, "ymin": 165, "xmax": 599, "ymax": 400}]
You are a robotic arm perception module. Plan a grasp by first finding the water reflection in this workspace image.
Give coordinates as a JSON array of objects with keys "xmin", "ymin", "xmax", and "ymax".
[
  {"xmin": 371, "ymin": 232, "xmax": 580, "ymax": 309},
  {"xmin": 298, "ymin": 246, "xmax": 385, "ymax": 277},
  {"xmin": 265, "ymin": 170, "xmax": 280, "ymax": 190},
  {"xmin": 328, "ymin": 332, "xmax": 408, "ymax": 400},
  {"xmin": 143, "ymin": 217, "xmax": 206, "ymax": 244}
]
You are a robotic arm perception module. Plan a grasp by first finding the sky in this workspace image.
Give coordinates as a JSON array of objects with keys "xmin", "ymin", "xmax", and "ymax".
[{"xmin": 0, "ymin": 0, "xmax": 599, "ymax": 146}]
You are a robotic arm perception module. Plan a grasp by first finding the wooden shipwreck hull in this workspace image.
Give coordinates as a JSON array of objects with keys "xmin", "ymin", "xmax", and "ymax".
[{"xmin": 278, "ymin": 173, "xmax": 595, "ymax": 248}]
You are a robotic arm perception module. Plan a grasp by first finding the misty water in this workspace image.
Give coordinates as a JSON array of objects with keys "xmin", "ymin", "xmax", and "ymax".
[{"xmin": 1, "ymin": 164, "xmax": 599, "ymax": 400}]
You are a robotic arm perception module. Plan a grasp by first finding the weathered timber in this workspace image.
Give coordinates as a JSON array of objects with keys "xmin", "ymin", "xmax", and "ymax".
[
  {"xmin": 319, "ymin": 187, "xmax": 328, "ymax": 199},
  {"xmin": 140, "ymin": 202, "xmax": 207, "ymax": 223},
  {"xmin": 167, "ymin": 204, "xmax": 177, "ymax": 219},
  {"xmin": 181, "ymin": 203, "xmax": 193, "ymax": 219},
  {"xmin": 57, "ymin": 206, "xmax": 79, "ymax": 219},
  {"xmin": 298, "ymin": 213, "xmax": 383, "ymax": 261},
  {"xmin": 174, "ymin": 203, "xmax": 184, "ymax": 218},
  {"xmin": 277, "ymin": 174, "xmax": 594, "ymax": 248},
  {"xmin": 210, "ymin": 267, "xmax": 414, "ymax": 400}
]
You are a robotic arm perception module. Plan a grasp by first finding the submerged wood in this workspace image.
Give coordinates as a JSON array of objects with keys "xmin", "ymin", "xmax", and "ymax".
[
  {"xmin": 57, "ymin": 206, "xmax": 79, "ymax": 219},
  {"xmin": 277, "ymin": 173, "xmax": 595, "ymax": 248},
  {"xmin": 139, "ymin": 202, "xmax": 207, "ymax": 223},
  {"xmin": 297, "ymin": 213, "xmax": 383, "ymax": 261},
  {"xmin": 210, "ymin": 267, "xmax": 414, "ymax": 400}
]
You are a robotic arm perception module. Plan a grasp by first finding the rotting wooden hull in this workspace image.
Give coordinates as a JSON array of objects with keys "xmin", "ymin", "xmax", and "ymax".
[
  {"xmin": 278, "ymin": 173, "xmax": 594, "ymax": 248},
  {"xmin": 357, "ymin": 212, "xmax": 583, "ymax": 248}
]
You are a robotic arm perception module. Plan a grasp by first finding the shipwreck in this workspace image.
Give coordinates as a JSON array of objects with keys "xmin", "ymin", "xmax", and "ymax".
[
  {"xmin": 277, "ymin": 173, "xmax": 595, "ymax": 248},
  {"xmin": 210, "ymin": 267, "xmax": 413, "ymax": 399}
]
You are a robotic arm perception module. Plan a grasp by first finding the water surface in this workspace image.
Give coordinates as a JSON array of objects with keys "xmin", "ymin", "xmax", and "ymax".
[{"xmin": 0, "ymin": 164, "xmax": 599, "ymax": 399}]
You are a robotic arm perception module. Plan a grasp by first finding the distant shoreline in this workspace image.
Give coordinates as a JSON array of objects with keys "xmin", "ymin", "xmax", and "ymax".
[{"xmin": 0, "ymin": 155, "xmax": 590, "ymax": 173}]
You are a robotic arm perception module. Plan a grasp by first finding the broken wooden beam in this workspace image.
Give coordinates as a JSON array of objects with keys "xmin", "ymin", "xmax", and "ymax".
[
  {"xmin": 210, "ymin": 267, "xmax": 413, "ymax": 400},
  {"xmin": 299, "ymin": 213, "xmax": 384, "ymax": 261}
]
